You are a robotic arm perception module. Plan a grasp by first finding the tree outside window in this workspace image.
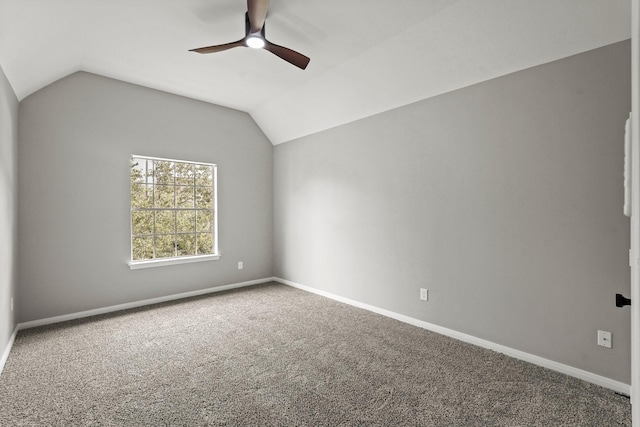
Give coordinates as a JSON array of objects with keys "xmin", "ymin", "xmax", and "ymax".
[{"xmin": 130, "ymin": 155, "xmax": 217, "ymax": 263}]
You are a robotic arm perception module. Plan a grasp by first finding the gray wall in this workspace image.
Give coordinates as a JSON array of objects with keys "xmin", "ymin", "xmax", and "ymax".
[
  {"xmin": 0, "ymin": 64, "xmax": 18, "ymax": 355},
  {"xmin": 274, "ymin": 41, "xmax": 632, "ymax": 383},
  {"xmin": 18, "ymin": 72, "xmax": 273, "ymax": 322}
]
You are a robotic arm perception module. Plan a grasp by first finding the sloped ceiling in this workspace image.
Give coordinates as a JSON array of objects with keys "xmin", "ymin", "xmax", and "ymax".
[{"xmin": 0, "ymin": 0, "xmax": 631, "ymax": 144}]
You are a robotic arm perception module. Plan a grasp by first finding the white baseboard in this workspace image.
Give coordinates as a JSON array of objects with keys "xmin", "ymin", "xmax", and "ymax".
[
  {"xmin": 275, "ymin": 277, "xmax": 631, "ymax": 396},
  {"xmin": 18, "ymin": 277, "xmax": 276, "ymax": 330},
  {"xmin": 0, "ymin": 326, "xmax": 19, "ymax": 377},
  {"xmin": 6, "ymin": 276, "xmax": 630, "ymax": 396}
]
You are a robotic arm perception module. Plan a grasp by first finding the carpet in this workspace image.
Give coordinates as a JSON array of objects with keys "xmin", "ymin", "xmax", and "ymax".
[{"xmin": 0, "ymin": 282, "xmax": 631, "ymax": 426}]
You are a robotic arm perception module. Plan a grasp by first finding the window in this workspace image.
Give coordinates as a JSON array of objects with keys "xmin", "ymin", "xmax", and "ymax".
[{"xmin": 129, "ymin": 155, "xmax": 219, "ymax": 269}]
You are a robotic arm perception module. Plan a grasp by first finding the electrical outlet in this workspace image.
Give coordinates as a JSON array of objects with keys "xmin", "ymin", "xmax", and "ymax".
[
  {"xmin": 237, "ymin": 261, "xmax": 243, "ymax": 270},
  {"xmin": 597, "ymin": 330, "xmax": 612, "ymax": 348},
  {"xmin": 420, "ymin": 288, "xmax": 429, "ymax": 301}
]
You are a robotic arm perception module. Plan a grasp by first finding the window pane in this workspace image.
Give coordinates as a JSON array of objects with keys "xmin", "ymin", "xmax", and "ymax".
[
  {"xmin": 132, "ymin": 236, "xmax": 153, "ymax": 261},
  {"xmin": 155, "ymin": 235, "xmax": 176, "ymax": 258},
  {"xmin": 196, "ymin": 210, "xmax": 212, "ymax": 232},
  {"xmin": 131, "ymin": 184, "xmax": 153, "ymax": 208},
  {"xmin": 176, "ymin": 186, "xmax": 194, "ymax": 208},
  {"xmin": 132, "ymin": 211, "xmax": 153, "ymax": 235},
  {"xmin": 177, "ymin": 233, "xmax": 196, "ymax": 256},
  {"xmin": 197, "ymin": 233, "xmax": 213, "ymax": 255},
  {"xmin": 196, "ymin": 186, "xmax": 213, "ymax": 209},
  {"xmin": 175, "ymin": 162, "xmax": 194, "ymax": 186},
  {"xmin": 195, "ymin": 164, "xmax": 212, "ymax": 187},
  {"xmin": 155, "ymin": 210, "xmax": 175, "ymax": 234},
  {"xmin": 154, "ymin": 161, "xmax": 174, "ymax": 185},
  {"xmin": 131, "ymin": 157, "xmax": 153, "ymax": 184},
  {"xmin": 154, "ymin": 185, "xmax": 175, "ymax": 208},
  {"xmin": 177, "ymin": 210, "xmax": 195, "ymax": 233}
]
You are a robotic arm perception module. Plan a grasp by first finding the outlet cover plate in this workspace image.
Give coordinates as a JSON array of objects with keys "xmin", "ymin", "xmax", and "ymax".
[{"xmin": 597, "ymin": 330, "xmax": 612, "ymax": 348}]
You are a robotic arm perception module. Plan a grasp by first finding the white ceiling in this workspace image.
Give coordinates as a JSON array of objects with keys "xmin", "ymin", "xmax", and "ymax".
[{"xmin": 0, "ymin": 0, "xmax": 631, "ymax": 145}]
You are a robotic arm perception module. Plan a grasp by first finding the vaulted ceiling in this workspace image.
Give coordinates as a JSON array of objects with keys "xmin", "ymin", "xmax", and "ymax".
[{"xmin": 0, "ymin": 0, "xmax": 631, "ymax": 144}]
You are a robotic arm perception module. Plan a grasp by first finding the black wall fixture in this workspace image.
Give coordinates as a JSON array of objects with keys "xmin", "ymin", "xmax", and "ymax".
[{"xmin": 616, "ymin": 293, "xmax": 632, "ymax": 308}]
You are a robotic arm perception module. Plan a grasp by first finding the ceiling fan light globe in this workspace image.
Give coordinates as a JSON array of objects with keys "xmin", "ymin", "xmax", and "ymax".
[{"xmin": 246, "ymin": 36, "xmax": 265, "ymax": 49}]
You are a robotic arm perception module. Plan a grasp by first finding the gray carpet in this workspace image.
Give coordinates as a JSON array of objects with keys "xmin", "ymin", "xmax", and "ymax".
[{"xmin": 0, "ymin": 282, "xmax": 631, "ymax": 426}]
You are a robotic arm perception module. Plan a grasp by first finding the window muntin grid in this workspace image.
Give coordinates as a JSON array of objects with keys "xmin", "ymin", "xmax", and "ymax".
[{"xmin": 130, "ymin": 155, "xmax": 217, "ymax": 262}]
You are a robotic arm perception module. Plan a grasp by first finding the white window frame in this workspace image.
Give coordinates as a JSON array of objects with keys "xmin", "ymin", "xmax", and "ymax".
[{"xmin": 128, "ymin": 155, "xmax": 220, "ymax": 270}]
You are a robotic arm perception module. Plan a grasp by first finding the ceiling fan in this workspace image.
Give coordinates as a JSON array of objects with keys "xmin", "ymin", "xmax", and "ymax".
[{"xmin": 190, "ymin": 0, "xmax": 310, "ymax": 70}]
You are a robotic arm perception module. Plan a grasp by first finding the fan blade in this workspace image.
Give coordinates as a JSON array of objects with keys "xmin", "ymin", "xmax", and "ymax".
[
  {"xmin": 264, "ymin": 40, "xmax": 310, "ymax": 70},
  {"xmin": 189, "ymin": 39, "xmax": 246, "ymax": 54},
  {"xmin": 247, "ymin": 0, "xmax": 268, "ymax": 33}
]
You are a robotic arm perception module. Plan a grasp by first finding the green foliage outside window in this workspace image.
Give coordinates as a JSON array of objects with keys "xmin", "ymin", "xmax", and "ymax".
[{"xmin": 130, "ymin": 156, "xmax": 216, "ymax": 262}]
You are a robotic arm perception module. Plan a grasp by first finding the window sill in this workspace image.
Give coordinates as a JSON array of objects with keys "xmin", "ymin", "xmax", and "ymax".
[{"xmin": 129, "ymin": 254, "xmax": 220, "ymax": 270}]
